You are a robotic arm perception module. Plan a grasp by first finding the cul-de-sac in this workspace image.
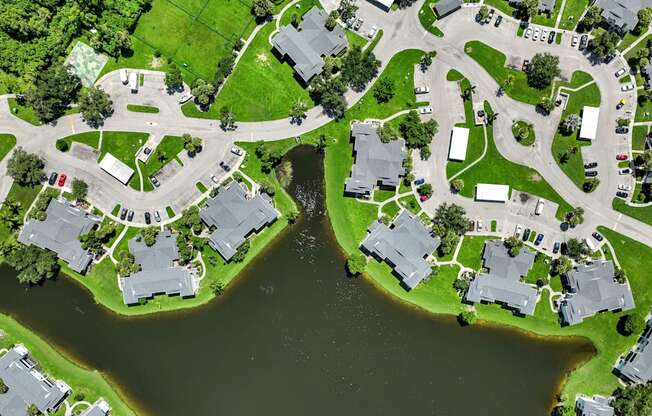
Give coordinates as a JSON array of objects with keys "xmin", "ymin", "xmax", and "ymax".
[{"xmin": 1, "ymin": 0, "xmax": 652, "ymax": 414}]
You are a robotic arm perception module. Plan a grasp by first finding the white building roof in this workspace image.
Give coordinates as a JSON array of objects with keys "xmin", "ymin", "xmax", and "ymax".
[
  {"xmin": 448, "ymin": 127, "xmax": 469, "ymax": 161},
  {"xmin": 579, "ymin": 106, "xmax": 600, "ymax": 140},
  {"xmin": 99, "ymin": 153, "xmax": 134, "ymax": 185},
  {"xmin": 475, "ymin": 184, "xmax": 510, "ymax": 202},
  {"xmin": 372, "ymin": 0, "xmax": 394, "ymax": 10}
]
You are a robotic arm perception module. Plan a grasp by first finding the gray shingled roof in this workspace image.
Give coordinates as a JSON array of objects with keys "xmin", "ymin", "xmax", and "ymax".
[
  {"xmin": 559, "ymin": 261, "xmax": 635, "ymax": 326},
  {"xmin": 594, "ymin": 0, "xmax": 652, "ymax": 33},
  {"xmin": 464, "ymin": 241, "xmax": 538, "ymax": 315},
  {"xmin": 121, "ymin": 229, "xmax": 196, "ymax": 305},
  {"xmin": 272, "ymin": 7, "xmax": 348, "ymax": 82},
  {"xmin": 576, "ymin": 396, "xmax": 614, "ymax": 416},
  {"xmin": 617, "ymin": 320, "xmax": 652, "ymax": 383},
  {"xmin": 345, "ymin": 123, "xmax": 406, "ymax": 195},
  {"xmin": 17, "ymin": 199, "xmax": 99, "ymax": 273},
  {"xmin": 510, "ymin": 0, "xmax": 556, "ymax": 12},
  {"xmin": 200, "ymin": 182, "xmax": 278, "ymax": 261},
  {"xmin": 361, "ymin": 211, "xmax": 440, "ymax": 289},
  {"xmin": 80, "ymin": 400, "xmax": 111, "ymax": 416},
  {"xmin": 0, "ymin": 345, "xmax": 70, "ymax": 416},
  {"xmin": 434, "ymin": 0, "xmax": 463, "ymax": 17}
]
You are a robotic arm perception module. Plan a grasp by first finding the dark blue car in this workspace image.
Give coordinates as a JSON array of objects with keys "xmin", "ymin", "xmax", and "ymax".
[
  {"xmin": 534, "ymin": 234, "xmax": 544, "ymax": 246},
  {"xmin": 414, "ymin": 178, "xmax": 425, "ymax": 186}
]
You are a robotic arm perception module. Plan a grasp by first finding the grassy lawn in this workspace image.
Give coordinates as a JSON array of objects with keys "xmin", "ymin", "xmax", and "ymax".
[
  {"xmin": 0, "ymin": 183, "xmax": 42, "ymax": 243},
  {"xmin": 531, "ymin": 0, "xmax": 562, "ymax": 28},
  {"xmin": 399, "ymin": 194, "xmax": 421, "ymax": 214},
  {"xmin": 139, "ymin": 135, "xmax": 185, "ymax": 191},
  {"xmin": 464, "ymin": 41, "xmax": 551, "ymax": 106},
  {"xmin": 625, "ymin": 34, "xmax": 652, "ymax": 62},
  {"xmin": 127, "ymin": 104, "xmax": 159, "ymax": 113},
  {"xmin": 381, "ymin": 201, "xmax": 400, "ymax": 219},
  {"xmin": 166, "ymin": 206, "xmax": 175, "ymax": 218},
  {"xmin": 196, "ymin": 181, "xmax": 208, "ymax": 193},
  {"xmin": 59, "ymin": 131, "xmax": 101, "ymax": 150},
  {"xmin": 446, "ymin": 75, "xmax": 486, "ymax": 179},
  {"xmin": 512, "ymin": 120, "xmax": 536, "ymax": 146},
  {"xmin": 456, "ymin": 102, "xmax": 572, "ymax": 220},
  {"xmin": 612, "ymin": 198, "xmax": 652, "ymax": 225},
  {"xmin": 618, "ymin": 32, "xmax": 644, "ymax": 52},
  {"xmin": 7, "ymin": 97, "xmax": 43, "ymax": 126},
  {"xmin": 373, "ymin": 189, "xmax": 395, "ymax": 202},
  {"xmin": 457, "ymin": 235, "xmax": 497, "ymax": 270},
  {"xmin": 558, "ymin": 0, "xmax": 588, "ymax": 31},
  {"xmin": 100, "ymin": 131, "xmax": 149, "ymax": 191},
  {"xmin": 482, "ymin": 0, "xmax": 517, "ymax": 17},
  {"xmin": 418, "ymin": 1, "xmax": 445, "ymax": 37},
  {"xmin": 635, "ymin": 91, "xmax": 652, "ymax": 122},
  {"xmin": 367, "ymin": 29, "xmax": 384, "ymax": 51},
  {"xmin": 551, "ymin": 80, "xmax": 601, "ymax": 191},
  {"xmin": 209, "ymin": 21, "xmax": 315, "ymax": 122},
  {"xmin": 346, "ymin": 29, "xmax": 368, "ymax": 49},
  {"xmin": 0, "ymin": 134, "xmax": 17, "ymax": 162},
  {"xmin": 524, "ymin": 252, "xmax": 551, "ymax": 285},
  {"xmin": 0, "ymin": 313, "xmax": 136, "ymax": 415},
  {"xmin": 280, "ymin": 0, "xmax": 322, "ymax": 26}
]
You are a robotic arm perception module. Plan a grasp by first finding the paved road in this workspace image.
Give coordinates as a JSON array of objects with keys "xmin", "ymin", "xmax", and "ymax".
[{"xmin": 0, "ymin": 1, "xmax": 650, "ymax": 249}]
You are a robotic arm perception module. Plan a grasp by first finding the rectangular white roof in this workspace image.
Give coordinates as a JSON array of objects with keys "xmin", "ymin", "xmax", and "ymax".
[
  {"xmin": 579, "ymin": 106, "xmax": 600, "ymax": 140},
  {"xmin": 448, "ymin": 127, "xmax": 469, "ymax": 161},
  {"xmin": 371, "ymin": 0, "xmax": 394, "ymax": 10},
  {"xmin": 475, "ymin": 184, "xmax": 510, "ymax": 202},
  {"xmin": 99, "ymin": 153, "xmax": 134, "ymax": 185}
]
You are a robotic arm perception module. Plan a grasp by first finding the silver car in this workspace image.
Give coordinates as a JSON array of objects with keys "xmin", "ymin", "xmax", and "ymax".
[
  {"xmin": 621, "ymin": 83, "xmax": 635, "ymax": 92},
  {"xmin": 230, "ymin": 146, "xmax": 243, "ymax": 156}
]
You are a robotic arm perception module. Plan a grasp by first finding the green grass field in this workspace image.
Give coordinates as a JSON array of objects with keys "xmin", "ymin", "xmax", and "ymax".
[
  {"xmin": 7, "ymin": 97, "xmax": 44, "ymax": 126},
  {"xmin": 464, "ymin": 41, "xmax": 551, "ymax": 106},
  {"xmin": 531, "ymin": 0, "xmax": 562, "ymax": 28},
  {"xmin": 418, "ymin": 1, "xmax": 445, "ymax": 37},
  {"xmin": 457, "ymin": 235, "xmax": 497, "ymax": 270},
  {"xmin": 512, "ymin": 120, "xmax": 536, "ymax": 146},
  {"xmin": 381, "ymin": 201, "xmax": 400, "ymax": 219},
  {"xmin": 100, "ymin": 131, "xmax": 149, "ymax": 191},
  {"xmin": 558, "ymin": 0, "xmax": 588, "ymax": 31},
  {"xmin": 127, "ymin": 104, "xmax": 160, "ymax": 113},
  {"xmin": 0, "ymin": 183, "xmax": 42, "ymax": 243},
  {"xmin": 0, "ymin": 134, "xmax": 17, "ymax": 162},
  {"xmin": 612, "ymin": 198, "xmax": 652, "ymax": 226},
  {"xmin": 633, "ymin": 125, "xmax": 649, "ymax": 151},
  {"xmin": 139, "ymin": 135, "xmax": 185, "ymax": 191},
  {"xmin": 482, "ymin": 0, "xmax": 517, "ymax": 17},
  {"xmin": 59, "ymin": 131, "xmax": 101, "ymax": 150}
]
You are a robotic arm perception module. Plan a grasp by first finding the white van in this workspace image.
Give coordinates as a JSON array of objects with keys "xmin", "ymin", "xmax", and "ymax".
[
  {"xmin": 584, "ymin": 238, "xmax": 596, "ymax": 252},
  {"xmin": 120, "ymin": 69, "xmax": 128, "ymax": 85},
  {"xmin": 129, "ymin": 72, "xmax": 139, "ymax": 93},
  {"xmin": 535, "ymin": 199, "xmax": 545, "ymax": 216}
]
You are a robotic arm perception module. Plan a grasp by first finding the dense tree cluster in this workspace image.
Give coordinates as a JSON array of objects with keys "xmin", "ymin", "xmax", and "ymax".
[
  {"xmin": 79, "ymin": 87, "xmax": 113, "ymax": 127},
  {"xmin": 116, "ymin": 250, "xmax": 140, "ymax": 277},
  {"xmin": 341, "ymin": 45, "xmax": 380, "ymax": 91},
  {"xmin": 527, "ymin": 53, "xmax": 560, "ymax": 89},
  {"xmin": 231, "ymin": 240, "xmax": 250, "ymax": 263},
  {"xmin": 79, "ymin": 221, "xmax": 116, "ymax": 255},
  {"xmin": 0, "ymin": 240, "xmax": 59, "ymax": 284},
  {"xmin": 613, "ymin": 383, "xmax": 652, "ymax": 415},
  {"xmin": 618, "ymin": 314, "xmax": 645, "ymax": 336},
  {"xmin": 373, "ymin": 78, "xmax": 395, "ymax": 103},
  {"xmin": 182, "ymin": 133, "xmax": 203, "ymax": 156},
  {"xmin": 590, "ymin": 30, "xmax": 620, "ymax": 59},
  {"xmin": 432, "ymin": 203, "xmax": 469, "ymax": 256},
  {"xmin": 28, "ymin": 188, "xmax": 60, "ymax": 221},
  {"xmin": 579, "ymin": 5, "xmax": 603, "ymax": 31},
  {"xmin": 24, "ymin": 64, "xmax": 81, "ymax": 122},
  {"xmin": 399, "ymin": 110, "xmax": 438, "ymax": 159},
  {"xmin": 141, "ymin": 227, "xmax": 159, "ymax": 247},
  {"xmin": 503, "ymin": 236, "xmax": 524, "ymax": 257},
  {"xmin": 346, "ymin": 253, "xmax": 367, "ymax": 275},
  {"xmin": 6, "ymin": 148, "xmax": 44, "ymax": 187},
  {"xmin": 255, "ymin": 141, "xmax": 283, "ymax": 173},
  {"xmin": 178, "ymin": 205, "xmax": 204, "ymax": 235},
  {"xmin": 71, "ymin": 178, "xmax": 88, "ymax": 201},
  {"xmin": 309, "ymin": 74, "xmax": 347, "ymax": 118}
]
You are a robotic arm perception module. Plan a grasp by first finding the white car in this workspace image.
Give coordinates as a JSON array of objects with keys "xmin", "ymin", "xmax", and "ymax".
[
  {"xmin": 154, "ymin": 211, "xmax": 161, "ymax": 222},
  {"xmin": 514, "ymin": 224, "xmax": 523, "ymax": 238},
  {"xmin": 571, "ymin": 35, "xmax": 579, "ymax": 47},
  {"xmin": 615, "ymin": 68, "xmax": 627, "ymax": 77},
  {"xmin": 621, "ymin": 83, "xmax": 635, "ymax": 92},
  {"xmin": 618, "ymin": 184, "xmax": 632, "ymax": 191},
  {"xmin": 230, "ymin": 146, "xmax": 243, "ymax": 156},
  {"xmin": 178, "ymin": 91, "xmax": 193, "ymax": 104},
  {"xmin": 533, "ymin": 28, "xmax": 540, "ymax": 41},
  {"xmin": 415, "ymin": 86, "xmax": 430, "ymax": 94},
  {"xmin": 541, "ymin": 30, "xmax": 547, "ymax": 42},
  {"xmin": 477, "ymin": 220, "xmax": 484, "ymax": 232},
  {"xmin": 524, "ymin": 27, "xmax": 532, "ymax": 39},
  {"xmin": 419, "ymin": 107, "xmax": 433, "ymax": 114},
  {"xmin": 619, "ymin": 168, "xmax": 632, "ymax": 175},
  {"xmin": 367, "ymin": 25, "xmax": 377, "ymax": 39},
  {"xmin": 210, "ymin": 175, "xmax": 219, "ymax": 183}
]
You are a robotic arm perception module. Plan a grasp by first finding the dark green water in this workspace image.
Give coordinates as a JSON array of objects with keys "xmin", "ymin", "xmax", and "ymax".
[{"xmin": 0, "ymin": 146, "xmax": 593, "ymax": 415}]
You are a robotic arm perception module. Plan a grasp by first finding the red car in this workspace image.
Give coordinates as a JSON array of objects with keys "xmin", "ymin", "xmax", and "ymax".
[
  {"xmin": 419, "ymin": 194, "xmax": 430, "ymax": 202},
  {"xmin": 57, "ymin": 173, "xmax": 67, "ymax": 187},
  {"xmin": 616, "ymin": 154, "xmax": 628, "ymax": 161}
]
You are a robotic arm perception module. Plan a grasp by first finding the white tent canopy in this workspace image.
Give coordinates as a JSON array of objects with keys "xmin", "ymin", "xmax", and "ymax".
[
  {"xmin": 475, "ymin": 184, "xmax": 510, "ymax": 202},
  {"xmin": 99, "ymin": 153, "xmax": 134, "ymax": 185},
  {"xmin": 579, "ymin": 106, "xmax": 600, "ymax": 140},
  {"xmin": 448, "ymin": 127, "xmax": 470, "ymax": 161}
]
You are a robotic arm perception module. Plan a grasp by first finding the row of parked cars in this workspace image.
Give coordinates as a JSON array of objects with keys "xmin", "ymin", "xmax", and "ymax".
[
  {"xmin": 119, "ymin": 207, "xmax": 161, "ymax": 224},
  {"xmin": 48, "ymin": 172, "xmax": 67, "ymax": 187},
  {"xmin": 524, "ymin": 26, "xmax": 558, "ymax": 44}
]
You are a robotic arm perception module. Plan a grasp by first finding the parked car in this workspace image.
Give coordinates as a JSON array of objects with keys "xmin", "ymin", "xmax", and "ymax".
[
  {"xmin": 553, "ymin": 241, "xmax": 561, "ymax": 254},
  {"xmin": 584, "ymin": 162, "xmax": 598, "ymax": 169},
  {"xmin": 415, "ymin": 86, "xmax": 430, "ymax": 94},
  {"xmin": 571, "ymin": 34, "xmax": 579, "ymax": 47},
  {"xmin": 367, "ymin": 25, "xmax": 377, "ymax": 39},
  {"xmin": 615, "ymin": 68, "xmax": 627, "ymax": 77},
  {"xmin": 524, "ymin": 27, "xmax": 532, "ymax": 39},
  {"xmin": 618, "ymin": 184, "xmax": 632, "ymax": 191},
  {"xmin": 548, "ymin": 31, "xmax": 555, "ymax": 44},
  {"xmin": 533, "ymin": 28, "xmax": 540, "ymax": 41},
  {"xmin": 604, "ymin": 53, "xmax": 615, "ymax": 63},
  {"xmin": 420, "ymin": 194, "xmax": 430, "ymax": 202},
  {"xmin": 144, "ymin": 212, "xmax": 151, "ymax": 225},
  {"xmin": 494, "ymin": 15, "xmax": 502, "ymax": 27},
  {"xmin": 616, "ymin": 154, "xmax": 628, "ymax": 161},
  {"xmin": 57, "ymin": 173, "xmax": 67, "ymax": 187},
  {"xmin": 345, "ymin": 17, "xmax": 355, "ymax": 28},
  {"xmin": 522, "ymin": 59, "xmax": 530, "ymax": 72},
  {"xmin": 616, "ymin": 126, "xmax": 629, "ymax": 134},
  {"xmin": 619, "ymin": 168, "xmax": 632, "ymax": 175},
  {"xmin": 154, "ymin": 211, "xmax": 161, "ymax": 222},
  {"xmin": 419, "ymin": 107, "xmax": 433, "ymax": 114},
  {"xmin": 541, "ymin": 30, "xmax": 547, "ymax": 42},
  {"xmin": 230, "ymin": 146, "xmax": 243, "ymax": 156},
  {"xmin": 414, "ymin": 178, "xmax": 426, "ymax": 185},
  {"xmin": 120, "ymin": 208, "xmax": 127, "ymax": 220},
  {"xmin": 616, "ymin": 191, "xmax": 629, "ymax": 198},
  {"xmin": 522, "ymin": 228, "xmax": 531, "ymax": 241},
  {"xmin": 354, "ymin": 17, "xmax": 363, "ymax": 30},
  {"xmin": 219, "ymin": 161, "xmax": 231, "ymax": 171},
  {"xmin": 585, "ymin": 170, "xmax": 598, "ymax": 177},
  {"xmin": 150, "ymin": 175, "xmax": 160, "ymax": 187},
  {"xmin": 514, "ymin": 224, "xmax": 523, "ymax": 238},
  {"xmin": 210, "ymin": 175, "xmax": 219, "ymax": 183},
  {"xmin": 48, "ymin": 172, "xmax": 58, "ymax": 186},
  {"xmin": 477, "ymin": 220, "xmax": 484, "ymax": 232},
  {"xmin": 534, "ymin": 233, "xmax": 544, "ymax": 246},
  {"xmin": 621, "ymin": 83, "xmax": 635, "ymax": 92},
  {"xmin": 127, "ymin": 210, "xmax": 134, "ymax": 221},
  {"xmin": 486, "ymin": 8, "xmax": 494, "ymax": 23},
  {"xmin": 616, "ymin": 99, "xmax": 626, "ymax": 109},
  {"xmin": 592, "ymin": 232, "xmax": 604, "ymax": 242},
  {"xmin": 535, "ymin": 199, "xmax": 545, "ymax": 215},
  {"xmin": 579, "ymin": 34, "xmax": 588, "ymax": 49},
  {"xmin": 178, "ymin": 91, "xmax": 193, "ymax": 104}
]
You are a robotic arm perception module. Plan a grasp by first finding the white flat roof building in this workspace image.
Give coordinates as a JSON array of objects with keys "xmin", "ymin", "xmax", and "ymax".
[
  {"xmin": 579, "ymin": 106, "xmax": 600, "ymax": 140},
  {"xmin": 369, "ymin": 0, "xmax": 394, "ymax": 10},
  {"xmin": 99, "ymin": 153, "xmax": 134, "ymax": 185},
  {"xmin": 448, "ymin": 126, "xmax": 470, "ymax": 161},
  {"xmin": 475, "ymin": 184, "xmax": 510, "ymax": 202}
]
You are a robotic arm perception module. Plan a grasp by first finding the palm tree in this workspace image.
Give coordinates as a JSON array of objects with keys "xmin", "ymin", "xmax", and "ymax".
[
  {"xmin": 503, "ymin": 74, "xmax": 514, "ymax": 90},
  {"xmin": 2, "ymin": 198, "xmax": 20, "ymax": 215}
]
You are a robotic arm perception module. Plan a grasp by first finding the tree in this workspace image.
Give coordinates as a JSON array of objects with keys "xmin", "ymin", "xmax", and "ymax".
[
  {"xmin": 2, "ymin": 243, "xmax": 59, "ymax": 284},
  {"xmin": 461, "ymin": 84, "xmax": 476, "ymax": 101},
  {"xmin": 164, "ymin": 63, "xmax": 183, "ymax": 91},
  {"xmin": 450, "ymin": 178, "xmax": 464, "ymax": 193},
  {"xmin": 341, "ymin": 45, "xmax": 380, "ymax": 91},
  {"xmin": 219, "ymin": 106, "xmax": 236, "ymax": 131},
  {"xmin": 56, "ymin": 139, "xmax": 69, "ymax": 152},
  {"xmin": 191, "ymin": 79, "xmax": 215, "ymax": 108},
  {"xmin": 580, "ymin": 5, "xmax": 603, "ymax": 30},
  {"xmin": 520, "ymin": 0, "xmax": 539, "ymax": 19},
  {"xmin": 458, "ymin": 310, "xmax": 477, "ymax": 326},
  {"xmin": 453, "ymin": 277, "xmax": 470, "ymax": 294},
  {"xmin": 79, "ymin": 87, "xmax": 113, "ymax": 127},
  {"xmin": 478, "ymin": 5, "xmax": 490, "ymax": 22},
  {"xmin": 24, "ymin": 64, "xmax": 81, "ymax": 122},
  {"xmin": 554, "ymin": 255, "xmax": 573, "ymax": 275},
  {"xmin": 636, "ymin": 8, "xmax": 652, "ymax": 34},
  {"xmin": 231, "ymin": 240, "xmax": 250, "ymax": 263},
  {"xmin": 502, "ymin": 74, "xmax": 514, "ymax": 91},
  {"xmin": 116, "ymin": 250, "xmax": 140, "ymax": 277},
  {"xmin": 561, "ymin": 114, "xmax": 581, "ymax": 134},
  {"xmin": 399, "ymin": 110, "xmax": 438, "ymax": 151},
  {"xmin": 27, "ymin": 404, "xmax": 40, "ymax": 416},
  {"xmin": 290, "ymin": 99, "xmax": 308, "ymax": 124},
  {"xmin": 615, "ymin": 267, "xmax": 627, "ymax": 284},
  {"xmin": 6, "ymin": 148, "xmax": 44, "ymax": 187},
  {"xmin": 316, "ymin": 133, "xmax": 328, "ymax": 153},
  {"xmin": 183, "ymin": 133, "xmax": 203, "ymax": 156},
  {"xmin": 310, "ymin": 74, "xmax": 347, "ymax": 118},
  {"xmin": 438, "ymin": 231, "xmax": 460, "ymax": 256},
  {"xmin": 613, "ymin": 383, "xmax": 652, "ymax": 416},
  {"xmin": 420, "ymin": 53, "xmax": 433, "ymax": 70},
  {"xmin": 210, "ymin": 280, "xmax": 225, "ymax": 295},
  {"xmin": 71, "ymin": 178, "xmax": 88, "ymax": 201},
  {"xmin": 373, "ymin": 78, "xmax": 395, "ymax": 103},
  {"xmin": 539, "ymin": 96, "xmax": 555, "ymax": 114},
  {"xmin": 251, "ymin": 0, "xmax": 274, "ymax": 20},
  {"xmin": 641, "ymin": 149, "xmax": 652, "ymax": 170},
  {"xmin": 0, "ymin": 377, "xmax": 7, "ymax": 394},
  {"xmin": 417, "ymin": 183, "xmax": 433, "ymax": 197},
  {"xmin": 565, "ymin": 238, "xmax": 590, "ymax": 259},
  {"xmin": 395, "ymin": 0, "xmax": 418, "ymax": 8},
  {"xmin": 179, "ymin": 205, "xmax": 204, "ymax": 235},
  {"xmin": 565, "ymin": 207, "xmax": 585, "ymax": 226},
  {"xmin": 346, "ymin": 253, "xmax": 367, "ymax": 275},
  {"xmin": 504, "ymin": 236, "xmax": 524, "ymax": 257},
  {"xmin": 377, "ymin": 123, "xmax": 399, "ymax": 143},
  {"xmin": 528, "ymin": 53, "xmax": 560, "ymax": 89},
  {"xmin": 432, "ymin": 203, "xmax": 469, "ymax": 236},
  {"xmin": 618, "ymin": 314, "xmax": 645, "ymax": 336},
  {"xmin": 326, "ymin": 11, "xmax": 339, "ymax": 30},
  {"xmin": 590, "ymin": 30, "xmax": 620, "ymax": 59},
  {"xmin": 339, "ymin": 0, "xmax": 359, "ymax": 21},
  {"xmin": 142, "ymin": 227, "xmax": 159, "ymax": 247},
  {"xmin": 214, "ymin": 53, "xmax": 236, "ymax": 87}
]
